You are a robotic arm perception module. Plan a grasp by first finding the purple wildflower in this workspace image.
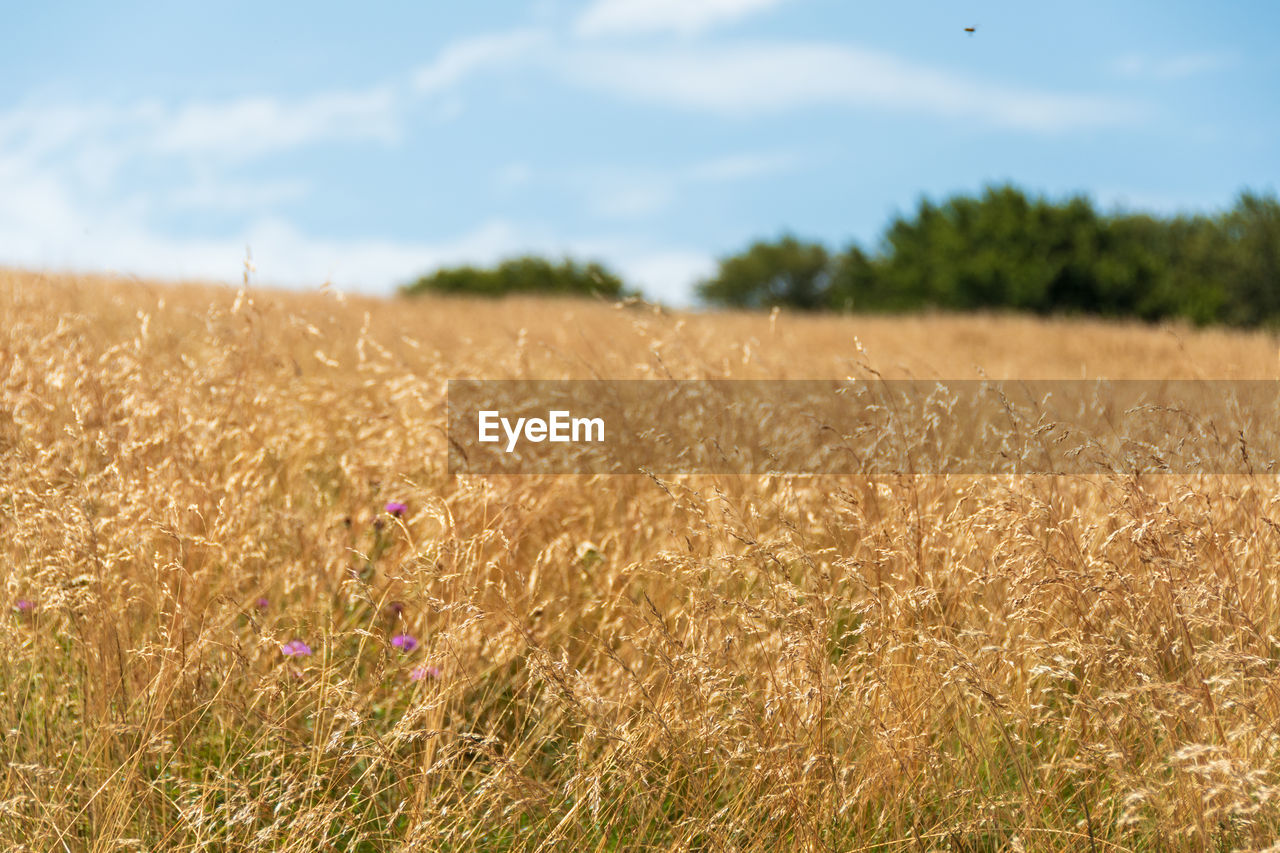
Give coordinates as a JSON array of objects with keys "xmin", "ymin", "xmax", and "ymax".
[
  {"xmin": 14, "ymin": 599, "xmax": 33, "ymax": 614},
  {"xmin": 410, "ymin": 665, "xmax": 441, "ymax": 681},
  {"xmin": 255, "ymin": 597, "xmax": 270, "ymax": 610},
  {"xmin": 281, "ymin": 639, "xmax": 312, "ymax": 657},
  {"xmin": 386, "ymin": 600, "xmax": 405, "ymax": 618},
  {"xmin": 391, "ymin": 633, "xmax": 418, "ymax": 653},
  {"xmin": 384, "ymin": 501, "xmax": 407, "ymax": 518}
]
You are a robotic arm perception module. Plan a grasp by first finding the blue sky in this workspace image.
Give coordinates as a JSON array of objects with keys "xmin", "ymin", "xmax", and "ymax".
[{"xmin": 2, "ymin": 1, "xmax": 1276, "ymax": 304}]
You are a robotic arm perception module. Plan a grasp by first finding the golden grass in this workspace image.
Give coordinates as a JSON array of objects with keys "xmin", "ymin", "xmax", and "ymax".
[{"xmin": 3, "ymin": 267, "xmax": 1280, "ymax": 851}]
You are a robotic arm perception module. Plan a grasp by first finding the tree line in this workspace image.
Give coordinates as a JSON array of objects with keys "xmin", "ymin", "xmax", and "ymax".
[
  {"xmin": 700, "ymin": 185, "xmax": 1280, "ymax": 326},
  {"xmin": 402, "ymin": 185, "xmax": 1280, "ymax": 327},
  {"xmin": 401, "ymin": 256, "xmax": 631, "ymax": 300}
]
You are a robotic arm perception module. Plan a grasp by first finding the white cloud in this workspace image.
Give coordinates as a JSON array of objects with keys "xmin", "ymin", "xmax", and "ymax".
[
  {"xmin": 231, "ymin": 218, "xmax": 529, "ymax": 290},
  {"xmin": 0, "ymin": 168, "xmax": 527, "ymax": 292},
  {"xmin": 1110, "ymin": 51, "xmax": 1235, "ymax": 81},
  {"xmin": 412, "ymin": 30, "xmax": 550, "ymax": 94},
  {"xmin": 412, "ymin": 30, "xmax": 1139, "ymax": 133},
  {"xmin": 149, "ymin": 87, "xmax": 401, "ymax": 160},
  {"xmin": 575, "ymin": 0, "xmax": 789, "ymax": 37},
  {"xmin": 0, "ymin": 76, "xmax": 718, "ymax": 301},
  {"xmin": 561, "ymin": 41, "xmax": 1139, "ymax": 131},
  {"xmin": 0, "ymin": 102, "xmax": 160, "ymax": 192},
  {"xmin": 0, "ymin": 101, "xmax": 507, "ymax": 292},
  {"xmin": 2, "ymin": 86, "xmax": 403, "ymax": 175},
  {"xmin": 0, "ymin": 86, "xmax": 410, "ymax": 285},
  {"xmin": 0, "ymin": 102, "xmax": 153, "ymax": 154},
  {"xmin": 166, "ymin": 177, "xmax": 310, "ymax": 212},
  {"xmin": 0, "ymin": 143, "xmax": 711, "ymax": 299}
]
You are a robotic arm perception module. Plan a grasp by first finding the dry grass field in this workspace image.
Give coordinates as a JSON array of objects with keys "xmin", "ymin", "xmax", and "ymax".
[{"xmin": 5, "ymin": 267, "xmax": 1280, "ymax": 851}]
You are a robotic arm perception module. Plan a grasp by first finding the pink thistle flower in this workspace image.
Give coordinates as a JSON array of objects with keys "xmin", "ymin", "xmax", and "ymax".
[
  {"xmin": 255, "ymin": 597, "xmax": 270, "ymax": 610},
  {"xmin": 391, "ymin": 633, "xmax": 418, "ymax": 653},
  {"xmin": 384, "ymin": 501, "xmax": 407, "ymax": 518},
  {"xmin": 410, "ymin": 665, "xmax": 441, "ymax": 681},
  {"xmin": 281, "ymin": 639, "xmax": 312, "ymax": 657},
  {"xmin": 14, "ymin": 599, "xmax": 33, "ymax": 614}
]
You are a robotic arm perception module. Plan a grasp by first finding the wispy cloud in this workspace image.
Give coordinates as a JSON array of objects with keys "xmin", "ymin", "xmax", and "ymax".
[
  {"xmin": 575, "ymin": 0, "xmax": 790, "ymax": 37},
  {"xmin": 0, "ymin": 116, "xmax": 712, "ymax": 299},
  {"xmin": 0, "ymin": 78, "xmax": 416, "ymax": 276},
  {"xmin": 2, "ymin": 86, "xmax": 403, "ymax": 176},
  {"xmin": 561, "ymin": 41, "xmax": 1139, "ymax": 132},
  {"xmin": 166, "ymin": 177, "xmax": 310, "ymax": 212},
  {"xmin": 0, "ymin": 90, "xmax": 416, "ymax": 288},
  {"xmin": 1109, "ymin": 51, "xmax": 1235, "ymax": 81},
  {"xmin": 412, "ymin": 30, "xmax": 550, "ymax": 94},
  {"xmin": 0, "ymin": 157, "xmax": 529, "ymax": 291},
  {"xmin": 0, "ymin": 59, "xmax": 722, "ymax": 299},
  {"xmin": 150, "ymin": 88, "xmax": 400, "ymax": 160},
  {"xmin": 408, "ymin": 29, "xmax": 1136, "ymax": 133}
]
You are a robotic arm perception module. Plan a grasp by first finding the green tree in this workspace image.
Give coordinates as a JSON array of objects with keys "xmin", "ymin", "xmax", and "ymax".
[
  {"xmin": 408, "ymin": 187, "xmax": 1280, "ymax": 327},
  {"xmin": 696, "ymin": 236, "xmax": 832, "ymax": 310},
  {"xmin": 874, "ymin": 185, "xmax": 1111, "ymax": 314},
  {"xmin": 1217, "ymin": 192, "xmax": 1280, "ymax": 326},
  {"xmin": 825, "ymin": 246, "xmax": 880, "ymax": 311},
  {"xmin": 401, "ymin": 256, "xmax": 630, "ymax": 299}
]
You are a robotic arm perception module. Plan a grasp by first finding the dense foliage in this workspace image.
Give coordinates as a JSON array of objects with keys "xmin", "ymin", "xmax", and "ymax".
[
  {"xmin": 695, "ymin": 235, "xmax": 832, "ymax": 310},
  {"xmin": 700, "ymin": 185, "xmax": 1280, "ymax": 326},
  {"xmin": 402, "ymin": 255, "xmax": 630, "ymax": 299}
]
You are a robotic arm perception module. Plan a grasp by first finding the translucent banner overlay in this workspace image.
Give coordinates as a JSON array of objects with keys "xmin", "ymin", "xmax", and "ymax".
[{"xmin": 447, "ymin": 380, "xmax": 1280, "ymax": 475}]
